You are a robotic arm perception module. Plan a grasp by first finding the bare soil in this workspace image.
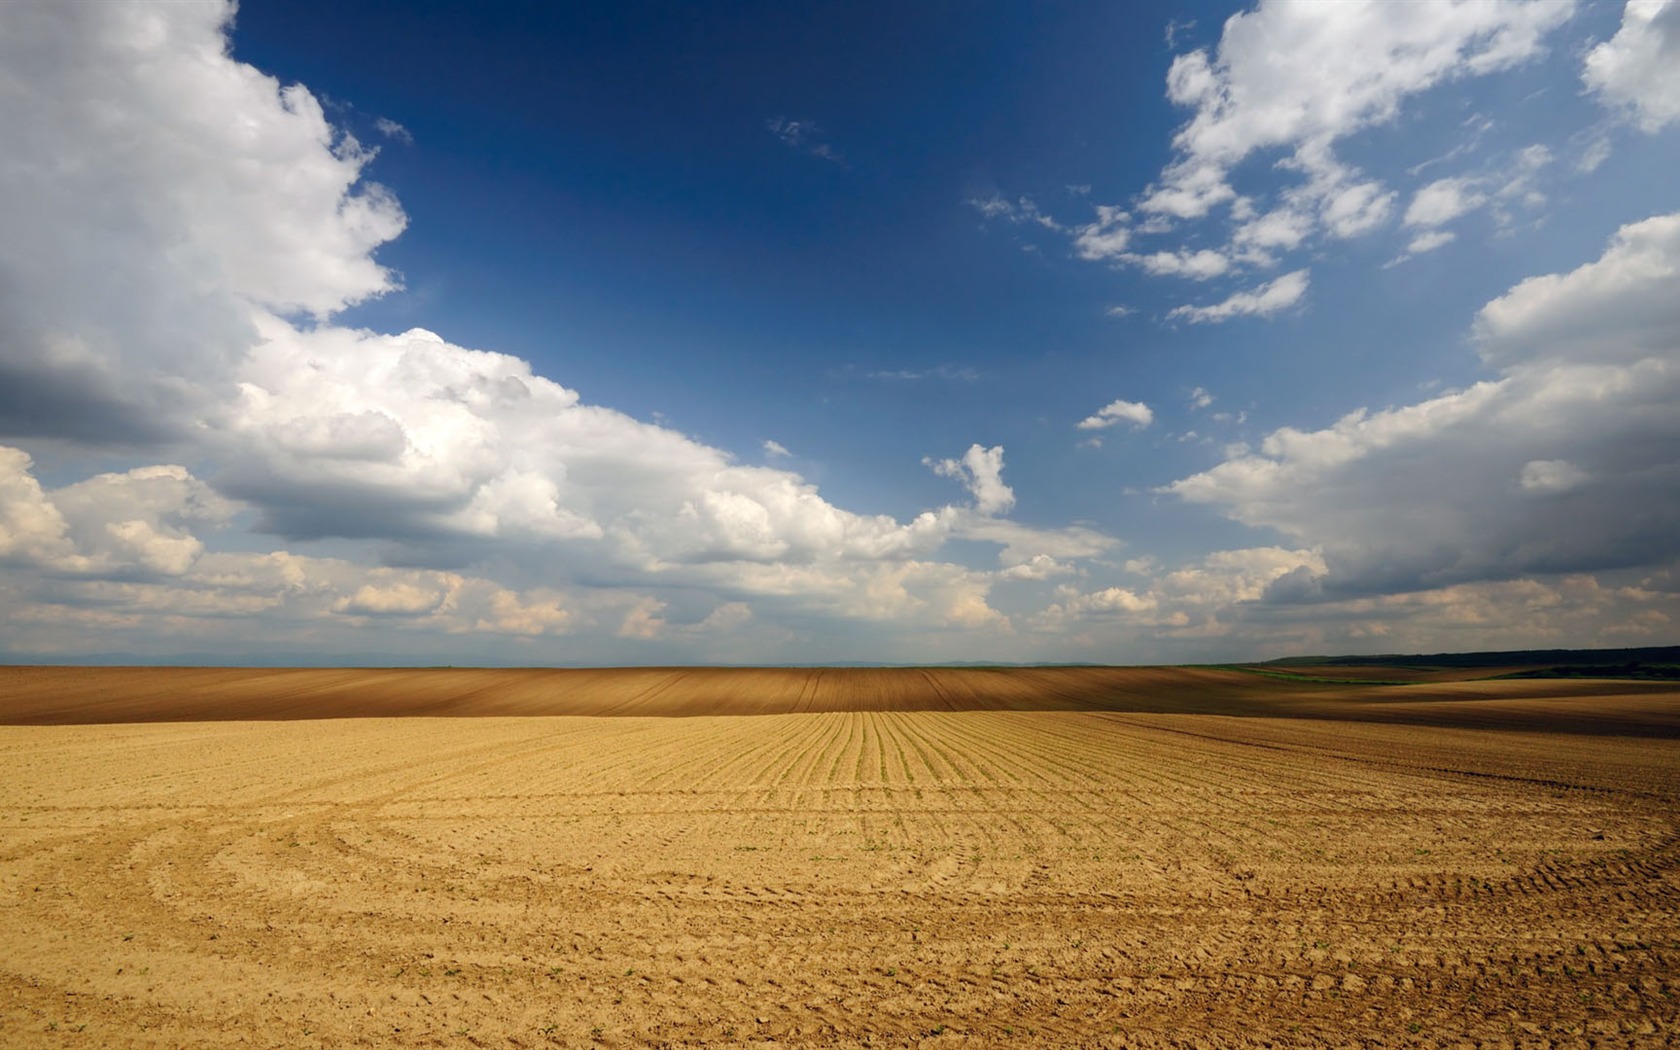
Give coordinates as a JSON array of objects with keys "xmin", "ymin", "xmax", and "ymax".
[{"xmin": 2, "ymin": 666, "xmax": 1678, "ymax": 1047}]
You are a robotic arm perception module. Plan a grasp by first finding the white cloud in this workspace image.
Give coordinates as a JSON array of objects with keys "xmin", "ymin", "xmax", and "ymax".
[
  {"xmin": 925, "ymin": 444, "xmax": 1015, "ymax": 517},
  {"xmin": 1405, "ymin": 177, "xmax": 1486, "ymax": 228},
  {"xmin": 1404, "ymin": 229, "xmax": 1458, "ymax": 256},
  {"xmin": 1389, "ymin": 145, "xmax": 1553, "ymax": 262},
  {"xmin": 1583, "ymin": 0, "xmax": 1680, "ymax": 132},
  {"xmin": 0, "ymin": 447, "xmax": 74, "ymax": 567},
  {"xmin": 0, "ymin": 449, "xmax": 234, "ymax": 578},
  {"xmin": 1122, "ymin": 249, "xmax": 1231, "ymax": 280},
  {"xmin": 1140, "ymin": 163, "xmax": 1234, "ymax": 223},
  {"xmin": 1167, "ymin": 211, "xmax": 1680, "ymax": 598},
  {"xmin": 336, "ymin": 577, "xmax": 452, "ymax": 617},
  {"xmin": 1189, "ymin": 387, "xmax": 1214, "ymax": 410},
  {"xmin": 1474, "ymin": 211, "xmax": 1680, "ymax": 368},
  {"xmin": 969, "ymin": 194, "xmax": 1016, "ymax": 220},
  {"xmin": 0, "ymin": 0, "xmax": 406, "ymax": 442},
  {"xmin": 762, "ymin": 439, "xmax": 791, "ymax": 458},
  {"xmin": 1168, "ymin": 269, "xmax": 1309, "ymax": 324},
  {"xmin": 998, "ymin": 553, "xmax": 1077, "ymax": 581},
  {"xmin": 1147, "ymin": 0, "xmax": 1573, "ymax": 220},
  {"xmin": 374, "ymin": 116, "xmax": 413, "ymax": 144},
  {"xmin": 51, "ymin": 464, "xmax": 233, "ymax": 577},
  {"xmin": 1495, "ymin": 144, "xmax": 1552, "ymax": 209},
  {"xmin": 1319, "ymin": 175, "xmax": 1397, "ymax": 239},
  {"xmin": 1072, "ymin": 205, "xmax": 1132, "ymax": 260},
  {"xmin": 1076, "ymin": 399, "xmax": 1154, "ymax": 431}
]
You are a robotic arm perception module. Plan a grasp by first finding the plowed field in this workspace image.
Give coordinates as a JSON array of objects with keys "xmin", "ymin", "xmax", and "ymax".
[{"xmin": 3, "ymin": 667, "xmax": 1679, "ymax": 1047}]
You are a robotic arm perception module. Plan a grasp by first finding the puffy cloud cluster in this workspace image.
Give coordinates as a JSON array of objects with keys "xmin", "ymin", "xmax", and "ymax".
[
  {"xmin": 1148, "ymin": 0, "xmax": 1569, "ymax": 221},
  {"xmin": 925, "ymin": 445, "xmax": 1014, "ymax": 517},
  {"xmin": 0, "ymin": 1, "xmax": 1121, "ymax": 660},
  {"xmin": 225, "ymin": 317, "xmax": 965, "ymax": 574},
  {"xmin": 0, "ymin": 446, "xmax": 578, "ymax": 657},
  {"xmin": 1037, "ymin": 543, "xmax": 1675, "ymax": 661},
  {"xmin": 1047, "ymin": 2, "xmax": 1592, "ymax": 323},
  {"xmin": 1035, "ymin": 547, "xmax": 1326, "ymax": 641},
  {"xmin": 0, "ymin": 447, "xmax": 229, "ymax": 577},
  {"xmin": 1167, "ymin": 213, "xmax": 1680, "ymax": 610}
]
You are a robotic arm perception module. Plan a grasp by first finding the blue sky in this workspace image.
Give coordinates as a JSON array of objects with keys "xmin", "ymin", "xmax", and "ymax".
[{"xmin": 1, "ymin": 0, "xmax": 1677, "ymax": 664}]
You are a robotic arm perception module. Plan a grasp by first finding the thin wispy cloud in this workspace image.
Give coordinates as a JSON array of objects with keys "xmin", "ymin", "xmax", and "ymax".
[
  {"xmin": 1076, "ymin": 399, "xmax": 1154, "ymax": 431},
  {"xmin": 374, "ymin": 116, "xmax": 413, "ymax": 144},
  {"xmin": 767, "ymin": 116, "xmax": 844, "ymax": 164},
  {"xmin": 1167, "ymin": 270, "xmax": 1308, "ymax": 324}
]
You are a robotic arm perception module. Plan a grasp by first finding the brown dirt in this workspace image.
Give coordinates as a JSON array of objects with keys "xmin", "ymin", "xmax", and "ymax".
[
  {"xmin": 4, "ymin": 664, "xmax": 1677, "ymax": 734},
  {"xmin": 2, "ymin": 667, "xmax": 1679, "ymax": 1046}
]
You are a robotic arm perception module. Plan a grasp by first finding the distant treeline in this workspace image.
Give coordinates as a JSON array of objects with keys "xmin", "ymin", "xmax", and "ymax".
[
  {"xmin": 1268, "ymin": 646, "xmax": 1680, "ymax": 679},
  {"xmin": 1494, "ymin": 663, "xmax": 1680, "ymax": 682}
]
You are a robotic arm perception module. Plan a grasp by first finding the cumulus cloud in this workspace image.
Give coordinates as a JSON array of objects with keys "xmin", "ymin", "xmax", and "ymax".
[
  {"xmin": 1168, "ymin": 269, "xmax": 1309, "ymax": 324},
  {"xmin": 0, "ymin": 447, "xmax": 578, "ymax": 649},
  {"xmin": 998, "ymin": 553, "xmax": 1077, "ymax": 581},
  {"xmin": 925, "ymin": 444, "xmax": 1015, "ymax": 517},
  {"xmin": 0, "ymin": 448, "xmax": 75, "ymax": 567},
  {"xmin": 0, "ymin": 1, "xmax": 406, "ymax": 441},
  {"xmin": 1072, "ymin": 205, "xmax": 1132, "ymax": 261},
  {"xmin": 1038, "ymin": 547, "xmax": 1326, "ymax": 634},
  {"xmin": 1583, "ymin": 0, "xmax": 1680, "ymax": 132},
  {"xmin": 1473, "ymin": 211, "xmax": 1680, "ymax": 368},
  {"xmin": 1230, "ymin": 202, "xmax": 1313, "ymax": 258},
  {"xmin": 1166, "ymin": 211, "xmax": 1680, "ymax": 599},
  {"xmin": 0, "ymin": 448, "xmax": 234, "ymax": 578},
  {"xmin": 1076, "ymin": 399, "xmax": 1154, "ymax": 431},
  {"xmin": 51, "ymin": 464, "xmax": 234, "ymax": 577}
]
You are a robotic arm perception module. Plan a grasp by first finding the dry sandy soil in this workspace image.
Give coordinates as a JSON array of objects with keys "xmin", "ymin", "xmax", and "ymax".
[{"xmin": 3, "ymin": 666, "xmax": 1679, "ymax": 1047}]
